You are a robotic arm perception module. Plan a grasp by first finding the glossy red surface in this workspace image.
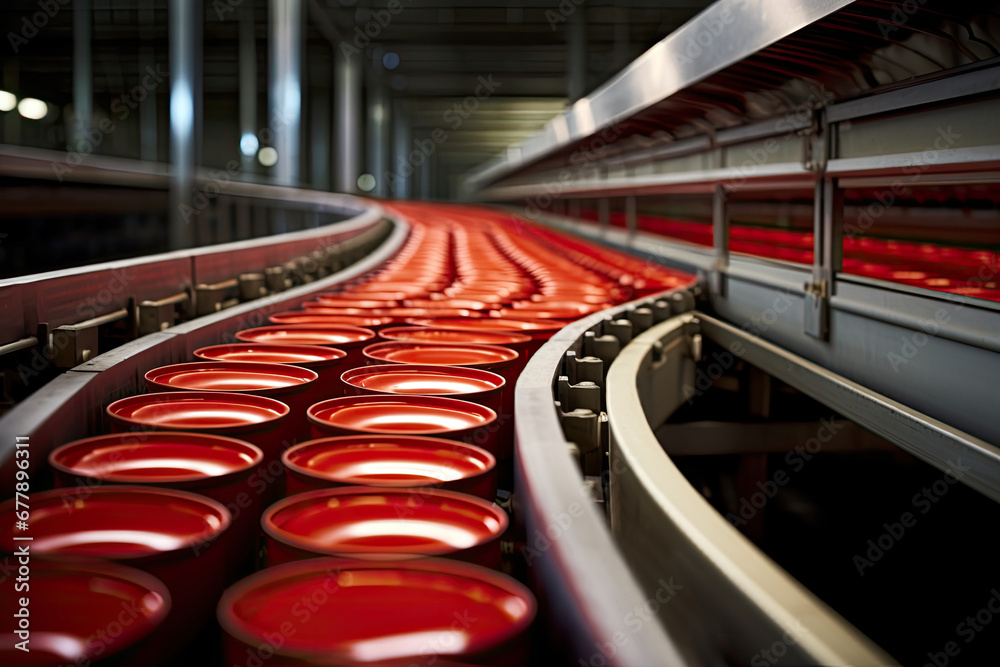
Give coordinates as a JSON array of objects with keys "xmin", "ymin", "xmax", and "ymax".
[
  {"xmin": 282, "ymin": 435, "xmax": 494, "ymax": 489},
  {"xmin": 342, "ymin": 364, "xmax": 503, "ymax": 395},
  {"xmin": 107, "ymin": 391, "xmax": 289, "ymax": 430},
  {"xmin": 267, "ymin": 312, "xmax": 395, "ymax": 328},
  {"xmin": 378, "ymin": 326, "xmax": 532, "ymax": 348},
  {"xmin": 49, "ymin": 432, "xmax": 263, "ymax": 484},
  {"xmin": 235, "ymin": 324, "xmax": 376, "ymax": 347},
  {"xmin": 218, "ymin": 557, "xmax": 536, "ymax": 662},
  {"xmin": 194, "ymin": 343, "xmax": 345, "ymax": 366},
  {"xmin": 363, "ymin": 342, "xmax": 518, "ymax": 368},
  {"xmin": 262, "ymin": 486, "xmax": 507, "ymax": 559},
  {"xmin": 0, "ymin": 486, "xmax": 230, "ymax": 559},
  {"xmin": 308, "ymin": 395, "xmax": 496, "ymax": 435},
  {"xmin": 406, "ymin": 316, "xmax": 566, "ymax": 334},
  {"xmin": 145, "ymin": 361, "xmax": 317, "ymax": 392},
  {"xmin": 0, "ymin": 560, "xmax": 170, "ymax": 666}
]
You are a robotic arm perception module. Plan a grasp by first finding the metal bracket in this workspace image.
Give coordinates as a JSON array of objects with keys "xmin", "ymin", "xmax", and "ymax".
[
  {"xmin": 138, "ymin": 291, "xmax": 190, "ymax": 336},
  {"xmin": 803, "ymin": 279, "xmax": 829, "ymax": 339},
  {"xmin": 51, "ymin": 308, "xmax": 129, "ymax": 368},
  {"xmin": 195, "ymin": 278, "xmax": 239, "ymax": 316}
]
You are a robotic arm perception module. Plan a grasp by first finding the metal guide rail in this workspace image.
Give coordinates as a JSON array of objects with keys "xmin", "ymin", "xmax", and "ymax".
[
  {"xmin": 603, "ymin": 311, "xmax": 900, "ymax": 665},
  {"xmin": 0, "ymin": 212, "xmax": 407, "ymax": 497},
  {"xmin": 513, "ymin": 286, "xmax": 698, "ymax": 666},
  {"xmin": 0, "ymin": 196, "xmax": 389, "ymax": 398}
]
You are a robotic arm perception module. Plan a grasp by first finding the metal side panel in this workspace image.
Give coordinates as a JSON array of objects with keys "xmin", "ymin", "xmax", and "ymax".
[
  {"xmin": 695, "ymin": 313, "xmax": 1000, "ymax": 505},
  {"xmin": 170, "ymin": 218, "xmax": 407, "ymax": 356},
  {"xmin": 0, "ymin": 216, "xmax": 408, "ymax": 498},
  {"xmin": 514, "ymin": 294, "xmax": 689, "ymax": 666},
  {"xmin": 520, "ymin": 212, "xmax": 1000, "ymax": 448},
  {"xmin": 188, "ymin": 208, "xmax": 387, "ymax": 285},
  {"xmin": 0, "ymin": 371, "xmax": 98, "ymax": 497},
  {"xmin": 465, "ymin": 0, "xmax": 854, "ymax": 188},
  {"xmin": 0, "ymin": 283, "xmax": 24, "ymax": 345},
  {"xmin": 606, "ymin": 315, "xmax": 896, "ymax": 666}
]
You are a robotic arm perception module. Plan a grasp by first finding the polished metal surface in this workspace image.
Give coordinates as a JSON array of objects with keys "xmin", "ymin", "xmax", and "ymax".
[
  {"xmin": 605, "ymin": 312, "xmax": 896, "ymax": 665},
  {"xmin": 335, "ymin": 54, "xmax": 362, "ymax": 193},
  {"xmin": 0, "ymin": 213, "xmax": 407, "ymax": 497},
  {"xmin": 168, "ymin": 0, "xmax": 199, "ymax": 250},
  {"xmin": 466, "ymin": 0, "xmax": 854, "ymax": 189},
  {"xmin": 270, "ymin": 0, "xmax": 303, "ymax": 186},
  {"xmin": 514, "ymin": 291, "xmax": 691, "ymax": 666},
  {"xmin": 523, "ymin": 209, "xmax": 1000, "ymax": 448}
]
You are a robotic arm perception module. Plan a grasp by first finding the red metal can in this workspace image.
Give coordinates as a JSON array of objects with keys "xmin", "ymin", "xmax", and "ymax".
[
  {"xmin": 0, "ymin": 558, "xmax": 171, "ymax": 667},
  {"xmin": 194, "ymin": 342, "xmax": 347, "ymax": 398},
  {"xmin": 282, "ymin": 434, "xmax": 496, "ymax": 499},
  {"xmin": 0, "ymin": 486, "xmax": 231, "ymax": 659},
  {"xmin": 261, "ymin": 486, "xmax": 507, "ymax": 568},
  {"xmin": 378, "ymin": 325, "xmax": 533, "ymax": 365},
  {"xmin": 145, "ymin": 361, "xmax": 319, "ymax": 442},
  {"xmin": 307, "ymin": 395, "xmax": 499, "ymax": 456},
  {"xmin": 361, "ymin": 342, "xmax": 519, "ymax": 458},
  {"xmin": 235, "ymin": 324, "xmax": 376, "ymax": 368},
  {"xmin": 106, "ymin": 391, "xmax": 292, "ymax": 469},
  {"xmin": 49, "ymin": 431, "xmax": 266, "ymax": 577},
  {"xmin": 217, "ymin": 557, "xmax": 536, "ymax": 666},
  {"xmin": 341, "ymin": 363, "xmax": 505, "ymax": 419}
]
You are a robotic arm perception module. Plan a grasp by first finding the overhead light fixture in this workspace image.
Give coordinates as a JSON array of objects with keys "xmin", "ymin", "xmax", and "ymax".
[
  {"xmin": 258, "ymin": 146, "xmax": 278, "ymax": 167},
  {"xmin": 357, "ymin": 173, "xmax": 376, "ymax": 192},
  {"xmin": 240, "ymin": 133, "xmax": 259, "ymax": 156},
  {"xmin": 17, "ymin": 97, "xmax": 47, "ymax": 120},
  {"xmin": 0, "ymin": 90, "xmax": 16, "ymax": 112}
]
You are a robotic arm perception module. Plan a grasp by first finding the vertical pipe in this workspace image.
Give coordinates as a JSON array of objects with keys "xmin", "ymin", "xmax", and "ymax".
[
  {"xmin": 269, "ymin": 0, "xmax": 302, "ymax": 186},
  {"xmin": 598, "ymin": 197, "xmax": 609, "ymax": 230},
  {"xmin": 625, "ymin": 195, "xmax": 637, "ymax": 235},
  {"xmin": 309, "ymin": 46, "xmax": 331, "ymax": 190},
  {"xmin": 712, "ymin": 184, "xmax": 729, "ymax": 296},
  {"xmin": 169, "ymin": 0, "xmax": 199, "ymax": 250},
  {"xmin": 390, "ymin": 99, "xmax": 410, "ymax": 198},
  {"xmin": 334, "ymin": 52, "xmax": 361, "ymax": 193},
  {"xmin": 418, "ymin": 139, "xmax": 431, "ymax": 200},
  {"xmin": 239, "ymin": 0, "xmax": 258, "ymax": 174},
  {"xmin": 139, "ymin": 0, "xmax": 157, "ymax": 161},
  {"xmin": 72, "ymin": 0, "xmax": 92, "ymax": 151},
  {"xmin": 368, "ymin": 85, "xmax": 389, "ymax": 197}
]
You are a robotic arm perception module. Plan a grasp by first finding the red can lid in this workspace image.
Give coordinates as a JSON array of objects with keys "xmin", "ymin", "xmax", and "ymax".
[
  {"xmin": 262, "ymin": 486, "xmax": 507, "ymax": 558},
  {"xmin": 50, "ymin": 432, "xmax": 263, "ymax": 484},
  {"xmin": 0, "ymin": 486, "xmax": 231, "ymax": 559},
  {"xmin": 217, "ymin": 557, "xmax": 536, "ymax": 663},
  {"xmin": 0, "ymin": 559, "xmax": 170, "ymax": 665},
  {"xmin": 308, "ymin": 395, "xmax": 496, "ymax": 435},
  {"xmin": 283, "ymin": 435, "xmax": 495, "ymax": 488},
  {"xmin": 145, "ymin": 361, "xmax": 317, "ymax": 393},
  {"xmin": 342, "ymin": 364, "xmax": 504, "ymax": 396},
  {"xmin": 363, "ymin": 342, "xmax": 517, "ymax": 368},
  {"xmin": 235, "ymin": 324, "xmax": 375, "ymax": 347},
  {"xmin": 194, "ymin": 342, "xmax": 346, "ymax": 366},
  {"xmin": 379, "ymin": 326, "xmax": 531, "ymax": 347},
  {"xmin": 108, "ymin": 391, "xmax": 289, "ymax": 430}
]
